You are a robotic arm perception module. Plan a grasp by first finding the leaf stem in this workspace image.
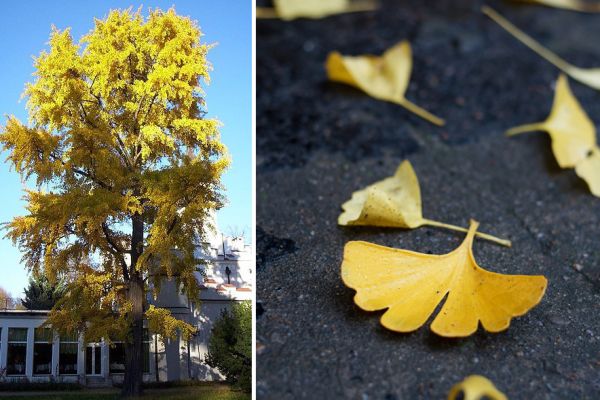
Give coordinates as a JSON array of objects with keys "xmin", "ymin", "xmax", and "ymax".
[
  {"xmin": 400, "ymin": 99, "xmax": 445, "ymax": 126},
  {"xmin": 506, "ymin": 122, "xmax": 545, "ymax": 137},
  {"xmin": 482, "ymin": 6, "xmax": 575, "ymax": 73},
  {"xmin": 422, "ymin": 219, "xmax": 512, "ymax": 247}
]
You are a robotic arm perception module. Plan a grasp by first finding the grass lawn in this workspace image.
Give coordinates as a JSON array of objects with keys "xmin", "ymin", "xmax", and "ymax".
[{"xmin": 0, "ymin": 384, "xmax": 249, "ymax": 400}]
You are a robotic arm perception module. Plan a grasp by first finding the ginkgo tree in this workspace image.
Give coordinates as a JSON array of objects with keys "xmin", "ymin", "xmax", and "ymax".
[{"xmin": 0, "ymin": 7, "xmax": 228, "ymax": 397}]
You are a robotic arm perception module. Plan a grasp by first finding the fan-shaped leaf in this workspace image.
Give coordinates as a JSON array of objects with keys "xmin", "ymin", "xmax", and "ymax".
[
  {"xmin": 448, "ymin": 375, "xmax": 507, "ymax": 400},
  {"xmin": 507, "ymin": 74, "xmax": 595, "ymax": 168},
  {"xmin": 326, "ymin": 41, "xmax": 445, "ymax": 126},
  {"xmin": 339, "ymin": 160, "xmax": 511, "ymax": 246},
  {"xmin": 341, "ymin": 220, "xmax": 547, "ymax": 337},
  {"xmin": 507, "ymin": 74, "xmax": 600, "ymax": 197},
  {"xmin": 256, "ymin": 0, "xmax": 377, "ymax": 21}
]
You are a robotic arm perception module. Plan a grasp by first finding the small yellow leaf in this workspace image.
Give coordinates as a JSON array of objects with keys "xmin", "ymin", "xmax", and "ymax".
[
  {"xmin": 339, "ymin": 160, "xmax": 511, "ymax": 246},
  {"xmin": 339, "ymin": 159, "xmax": 423, "ymax": 228},
  {"xmin": 507, "ymin": 74, "xmax": 596, "ymax": 168},
  {"xmin": 511, "ymin": 0, "xmax": 600, "ymax": 12},
  {"xmin": 507, "ymin": 75, "xmax": 600, "ymax": 197},
  {"xmin": 256, "ymin": 0, "xmax": 377, "ymax": 21},
  {"xmin": 326, "ymin": 41, "xmax": 445, "ymax": 126},
  {"xmin": 448, "ymin": 375, "xmax": 507, "ymax": 400},
  {"xmin": 575, "ymin": 148, "xmax": 600, "ymax": 196},
  {"xmin": 341, "ymin": 220, "xmax": 547, "ymax": 337},
  {"xmin": 483, "ymin": 6, "xmax": 600, "ymax": 90}
]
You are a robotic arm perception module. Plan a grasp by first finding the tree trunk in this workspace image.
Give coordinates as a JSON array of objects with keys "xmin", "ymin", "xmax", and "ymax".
[
  {"xmin": 122, "ymin": 213, "xmax": 145, "ymax": 397},
  {"xmin": 122, "ymin": 274, "xmax": 144, "ymax": 397}
]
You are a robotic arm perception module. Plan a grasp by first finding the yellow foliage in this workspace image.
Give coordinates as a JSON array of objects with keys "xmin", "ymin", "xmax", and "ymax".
[
  {"xmin": 507, "ymin": 74, "xmax": 600, "ymax": 197},
  {"xmin": 256, "ymin": 0, "xmax": 377, "ymax": 20},
  {"xmin": 0, "ymin": 7, "xmax": 226, "ymax": 343},
  {"xmin": 341, "ymin": 220, "xmax": 547, "ymax": 337},
  {"xmin": 146, "ymin": 305, "xmax": 196, "ymax": 341},
  {"xmin": 326, "ymin": 41, "xmax": 445, "ymax": 126},
  {"xmin": 339, "ymin": 160, "xmax": 511, "ymax": 246},
  {"xmin": 448, "ymin": 375, "xmax": 507, "ymax": 400}
]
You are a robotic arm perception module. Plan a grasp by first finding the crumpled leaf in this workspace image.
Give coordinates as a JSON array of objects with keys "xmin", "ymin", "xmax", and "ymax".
[
  {"xmin": 507, "ymin": 74, "xmax": 600, "ymax": 196},
  {"xmin": 338, "ymin": 160, "xmax": 511, "ymax": 246},
  {"xmin": 326, "ymin": 41, "xmax": 445, "ymax": 126},
  {"xmin": 511, "ymin": 0, "xmax": 600, "ymax": 12},
  {"xmin": 341, "ymin": 220, "xmax": 547, "ymax": 337},
  {"xmin": 483, "ymin": 6, "xmax": 600, "ymax": 90},
  {"xmin": 256, "ymin": 0, "xmax": 377, "ymax": 21},
  {"xmin": 448, "ymin": 375, "xmax": 508, "ymax": 400}
]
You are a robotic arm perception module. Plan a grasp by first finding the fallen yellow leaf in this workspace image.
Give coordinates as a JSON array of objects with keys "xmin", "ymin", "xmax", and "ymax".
[
  {"xmin": 483, "ymin": 6, "xmax": 600, "ymax": 90},
  {"xmin": 575, "ymin": 147, "xmax": 600, "ymax": 197},
  {"xmin": 326, "ymin": 41, "xmax": 445, "ymax": 126},
  {"xmin": 448, "ymin": 375, "xmax": 508, "ymax": 400},
  {"xmin": 341, "ymin": 220, "xmax": 547, "ymax": 337},
  {"xmin": 507, "ymin": 74, "xmax": 600, "ymax": 197},
  {"xmin": 511, "ymin": 0, "xmax": 600, "ymax": 12},
  {"xmin": 507, "ymin": 74, "xmax": 595, "ymax": 168},
  {"xmin": 338, "ymin": 160, "xmax": 511, "ymax": 246},
  {"xmin": 256, "ymin": 0, "xmax": 377, "ymax": 21}
]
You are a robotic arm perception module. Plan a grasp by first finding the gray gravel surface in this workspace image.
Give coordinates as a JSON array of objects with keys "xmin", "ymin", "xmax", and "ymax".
[{"xmin": 257, "ymin": 0, "xmax": 600, "ymax": 398}]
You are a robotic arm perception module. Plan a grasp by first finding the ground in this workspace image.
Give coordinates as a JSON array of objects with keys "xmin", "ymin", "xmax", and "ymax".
[
  {"xmin": 256, "ymin": 0, "xmax": 600, "ymax": 399},
  {"xmin": 0, "ymin": 384, "xmax": 248, "ymax": 400}
]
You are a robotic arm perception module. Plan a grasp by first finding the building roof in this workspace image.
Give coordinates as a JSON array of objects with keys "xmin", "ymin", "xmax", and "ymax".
[{"xmin": 0, "ymin": 309, "xmax": 49, "ymax": 316}]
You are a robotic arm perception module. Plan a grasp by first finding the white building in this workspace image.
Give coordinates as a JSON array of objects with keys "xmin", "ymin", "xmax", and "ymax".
[{"xmin": 0, "ymin": 223, "xmax": 253, "ymax": 385}]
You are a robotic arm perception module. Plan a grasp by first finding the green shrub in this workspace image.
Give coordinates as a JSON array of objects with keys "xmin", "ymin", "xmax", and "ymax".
[{"xmin": 206, "ymin": 301, "xmax": 251, "ymax": 393}]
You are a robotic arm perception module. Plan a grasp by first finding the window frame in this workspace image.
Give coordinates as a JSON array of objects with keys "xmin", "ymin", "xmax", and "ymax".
[
  {"xmin": 6, "ymin": 328, "xmax": 28, "ymax": 376},
  {"xmin": 33, "ymin": 327, "xmax": 53, "ymax": 376},
  {"xmin": 58, "ymin": 331, "xmax": 79, "ymax": 376}
]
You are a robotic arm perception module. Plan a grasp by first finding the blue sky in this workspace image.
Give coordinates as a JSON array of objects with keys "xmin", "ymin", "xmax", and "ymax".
[{"xmin": 0, "ymin": 1, "xmax": 251, "ymax": 297}]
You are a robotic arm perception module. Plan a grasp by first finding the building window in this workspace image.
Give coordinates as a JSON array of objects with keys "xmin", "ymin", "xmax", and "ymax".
[
  {"xmin": 85, "ymin": 345, "xmax": 102, "ymax": 375},
  {"xmin": 109, "ymin": 329, "xmax": 150, "ymax": 374},
  {"xmin": 59, "ymin": 332, "xmax": 78, "ymax": 375},
  {"xmin": 7, "ymin": 328, "xmax": 28, "ymax": 375},
  {"xmin": 33, "ymin": 328, "xmax": 53, "ymax": 375},
  {"xmin": 109, "ymin": 342, "xmax": 125, "ymax": 374}
]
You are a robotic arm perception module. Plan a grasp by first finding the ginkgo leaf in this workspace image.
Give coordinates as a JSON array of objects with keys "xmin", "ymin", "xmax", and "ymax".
[
  {"xmin": 512, "ymin": 0, "xmax": 600, "ymax": 12},
  {"xmin": 339, "ymin": 160, "xmax": 512, "ymax": 246},
  {"xmin": 483, "ymin": 6, "xmax": 600, "ymax": 90},
  {"xmin": 507, "ymin": 74, "xmax": 596, "ymax": 168},
  {"xmin": 341, "ymin": 220, "xmax": 547, "ymax": 337},
  {"xmin": 506, "ymin": 75, "xmax": 600, "ymax": 197},
  {"xmin": 575, "ymin": 147, "xmax": 600, "ymax": 196},
  {"xmin": 256, "ymin": 0, "xmax": 377, "ymax": 21},
  {"xmin": 448, "ymin": 375, "xmax": 507, "ymax": 400},
  {"xmin": 325, "ymin": 41, "xmax": 445, "ymax": 126}
]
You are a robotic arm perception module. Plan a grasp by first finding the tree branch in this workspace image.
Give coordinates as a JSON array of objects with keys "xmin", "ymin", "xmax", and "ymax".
[
  {"xmin": 47, "ymin": 152, "xmax": 113, "ymax": 190},
  {"xmin": 102, "ymin": 222, "xmax": 130, "ymax": 281}
]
